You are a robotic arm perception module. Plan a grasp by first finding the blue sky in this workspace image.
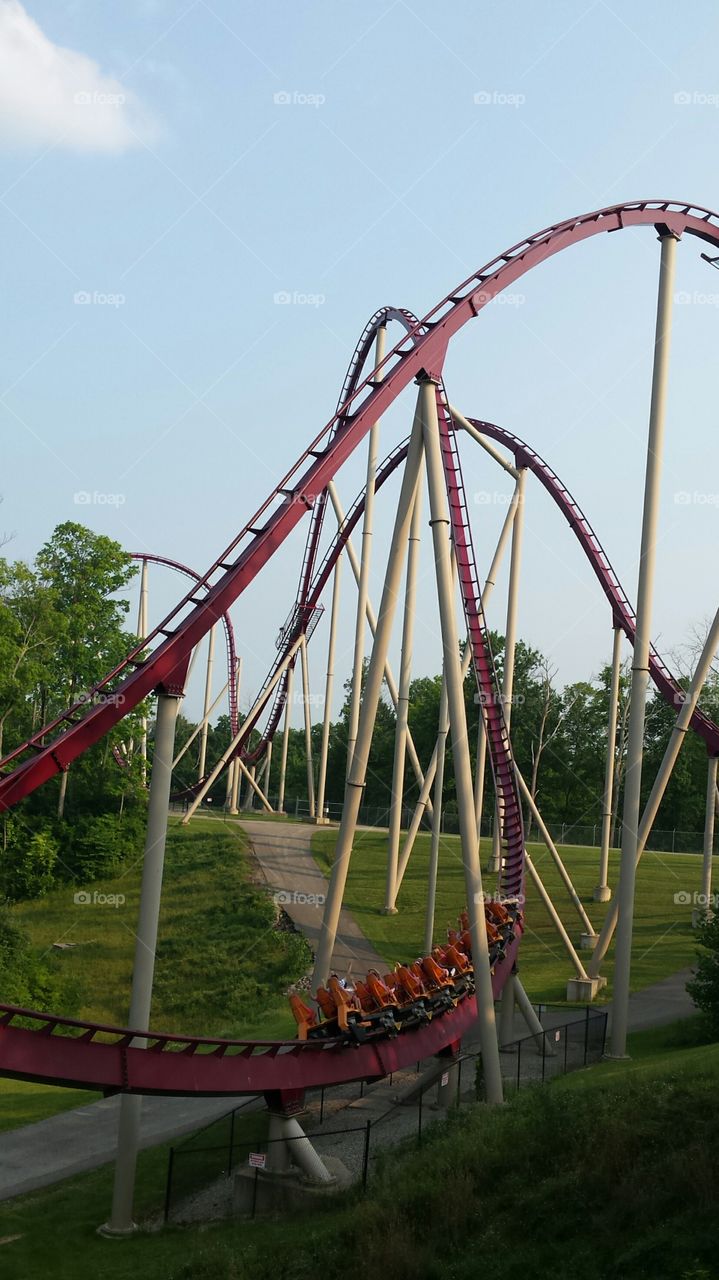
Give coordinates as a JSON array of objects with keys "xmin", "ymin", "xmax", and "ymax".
[{"xmin": 2, "ymin": 0, "xmax": 719, "ymax": 723}]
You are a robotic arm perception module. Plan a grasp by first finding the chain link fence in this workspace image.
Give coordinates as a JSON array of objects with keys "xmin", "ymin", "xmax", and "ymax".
[
  {"xmin": 205, "ymin": 794, "xmax": 705, "ymax": 855},
  {"xmin": 163, "ymin": 1006, "xmax": 607, "ymax": 1222}
]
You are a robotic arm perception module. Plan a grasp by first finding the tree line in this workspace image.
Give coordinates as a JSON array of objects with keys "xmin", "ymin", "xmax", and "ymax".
[{"xmin": 2, "ymin": 522, "xmax": 718, "ymax": 905}]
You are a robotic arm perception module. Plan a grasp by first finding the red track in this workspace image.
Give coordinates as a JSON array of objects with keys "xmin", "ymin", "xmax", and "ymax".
[
  {"xmin": 4, "ymin": 201, "xmax": 718, "ymax": 811},
  {"xmin": 0, "ymin": 200, "xmax": 715, "ymax": 1098},
  {"xmin": 0, "ymin": 937, "xmax": 519, "ymax": 1096}
]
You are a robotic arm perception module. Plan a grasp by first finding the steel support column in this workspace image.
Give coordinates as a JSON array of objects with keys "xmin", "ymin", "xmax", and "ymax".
[
  {"xmin": 421, "ymin": 378, "xmax": 503, "ymax": 1106},
  {"xmin": 595, "ymin": 626, "xmax": 623, "ymax": 902},
  {"xmin": 611, "ymin": 231, "xmax": 677, "ymax": 1058}
]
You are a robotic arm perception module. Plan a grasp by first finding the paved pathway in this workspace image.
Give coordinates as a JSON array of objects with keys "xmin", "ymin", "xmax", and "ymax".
[{"xmin": 238, "ymin": 818, "xmax": 385, "ymax": 977}]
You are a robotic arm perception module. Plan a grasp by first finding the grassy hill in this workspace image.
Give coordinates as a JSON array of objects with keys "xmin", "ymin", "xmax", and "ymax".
[
  {"xmin": 1, "ymin": 1020, "xmax": 716, "ymax": 1280},
  {"xmin": 1, "ymin": 821, "xmax": 309, "ymax": 1129}
]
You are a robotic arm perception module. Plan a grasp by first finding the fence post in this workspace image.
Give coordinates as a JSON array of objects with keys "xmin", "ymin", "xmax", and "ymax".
[
  {"xmin": 516, "ymin": 1036, "xmax": 522, "ymax": 1091},
  {"xmin": 319, "ymin": 1086, "xmax": 325, "ymax": 1124},
  {"xmin": 563, "ymin": 1027, "xmax": 569, "ymax": 1074},
  {"xmin": 362, "ymin": 1120, "xmax": 371, "ymax": 1189},
  {"xmin": 583, "ymin": 1006, "xmax": 590, "ymax": 1065},
  {"xmin": 541, "ymin": 1030, "xmax": 547, "ymax": 1083},
  {"xmin": 228, "ymin": 1108, "xmax": 235, "ymax": 1176},
  {"xmin": 251, "ymin": 1166, "xmax": 259, "ymax": 1219},
  {"xmin": 163, "ymin": 1148, "xmax": 175, "ymax": 1224},
  {"xmin": 418, "ymin": 1085, "xmax": 423, "ymax": 1146},
  {"xmin": 456, "ymin": 1056, "xmax": 463, "ymax": 1108},
  {"xmin": 671, "ymin": 828, "xmax": 676, "ymax": 852}
]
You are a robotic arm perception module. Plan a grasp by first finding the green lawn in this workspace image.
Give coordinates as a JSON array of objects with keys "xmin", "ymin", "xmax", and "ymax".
[
  {"xmin": 12, "ymin": 820, "xmax": 306, "ymax": 1037},
  {"xmin": 0, "ymin": 1018, "xmax": 715, "ymax": 1280},
  {"xmin": 312, "ymin": 828, "xmax": 710, "ymax": 1001},
  {"xmin": 2, "ymin": 822, "xmax": 308, "ymax": 1131}
]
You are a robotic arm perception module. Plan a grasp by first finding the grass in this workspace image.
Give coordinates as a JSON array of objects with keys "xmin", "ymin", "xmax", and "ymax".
[
  {"xmin": 0, "ymin": 1018, "xmax": 716, "ymax": 1280},
  {"xmin": 2, "ymin": 822, "xmax": 310, "ymax": 1132},
  {"xmin": 312, "ymin": 828, "xmax": 711, "ymax": 1002},
  {"xmin": 12, "ymin": 820, "xmax": 307, "ymax": 1037},
  {"xmin": 0, "ymin": 1078, "xmax": 96, "ymax": 1133}
]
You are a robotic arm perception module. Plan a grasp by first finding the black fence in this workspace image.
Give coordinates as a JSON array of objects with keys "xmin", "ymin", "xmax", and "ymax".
[
  {"xmin": 188, "ymin": 795, "xmax": 706, "ymax": 856},
  {"xmin": 163, "ymin": 1006, "xmax": 607, "ymax": 1222}
]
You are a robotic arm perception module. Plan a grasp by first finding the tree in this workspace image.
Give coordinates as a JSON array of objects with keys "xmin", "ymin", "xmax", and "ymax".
[
  {"xmin": 0, "ymin": 559, "xmax": 59, "ymax": 757},
  {"xmin": 35, "ymin": 523, "xmax": 138, "ymax": 816}
]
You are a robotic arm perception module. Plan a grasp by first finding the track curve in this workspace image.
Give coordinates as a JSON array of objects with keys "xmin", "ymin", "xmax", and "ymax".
[
  {"xmin": 3, "ymin": 200, "xmax": 717, "ymax": 810},
  {"xmin": 0, "ymin": 200, "xmax": 715, "ymax": 1099}
]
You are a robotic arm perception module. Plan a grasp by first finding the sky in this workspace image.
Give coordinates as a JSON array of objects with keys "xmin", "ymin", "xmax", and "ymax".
[{"xmin": 2, "ymin": 0, "xmax": 719, "ymax": 727}]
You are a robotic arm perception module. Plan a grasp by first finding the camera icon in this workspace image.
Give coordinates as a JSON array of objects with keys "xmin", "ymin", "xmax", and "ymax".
[
  {"xmin": 73, "ymin": 491, "xmax": 91, "ymax": 504},
  {"xmin": 273, "ymin": 91, "xmax": 292, "ymax": 105},
  {"xmin": 73, "ymin": 891, "xmax": 92, "ymax": 905},
  {"xmin": 74, "ymin": 291, "xmax": 91, "ymax": 305},
  {"xmin": 673, "ymin": 890, "xmax": 691, "ymax": 905},
  {"xmin": 673, "ymin": 90, "xmax": 691, "ymax": 105},
  {"xmin": 274, "ymin": 890, "xmax": 292, "ymax": 905},
  {"xmin": 74, "ymin": 90, "xmax": 92, "ymax": 106},
  {"xmin": 474, "ymin": 90, "xmax": 492, "ymax": 105},
  {"xmin": 273, "ymin": 291, "xmax": 292, "ymax": 305}
]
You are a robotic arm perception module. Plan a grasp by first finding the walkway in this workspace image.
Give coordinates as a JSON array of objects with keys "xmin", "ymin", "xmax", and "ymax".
[{"xmin": 237, "ymin": 817, "xmax": 386, "ymax": 977}]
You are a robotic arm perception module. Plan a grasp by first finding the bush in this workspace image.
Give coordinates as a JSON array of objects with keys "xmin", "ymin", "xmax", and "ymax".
[
  {"xmin": 0, "ymin": 822, "xmax": 58, "ymax": 901},
  {"xmin": 60, "ymin": 810, "xmax": 144, "ymax": 882},
  {"xmin": 0, "ymin": 906, "xmax": 76, "ymax": 1010},
  {"xmin": 687, "ymin": 912, "xmax": 719, "ymax": 1038}
]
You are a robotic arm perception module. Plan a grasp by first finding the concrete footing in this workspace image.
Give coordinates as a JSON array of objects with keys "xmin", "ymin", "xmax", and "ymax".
[
  {"xmin": 566, "ymin": 975, "xmax": 606, "ymax": 1002},
  {"xmin": 580, "ymin": 932, "xmax": 599, "ymax": 950},
  {"xmin": 593, "ymin": 884, "xmax": 612, "ymax": 903},
  {"xmin": 233, "ymin": 1156, "xmax": 351, "ymax": 1217}
]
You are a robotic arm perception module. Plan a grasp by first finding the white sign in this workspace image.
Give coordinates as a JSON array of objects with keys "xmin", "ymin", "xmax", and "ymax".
[
  {"xmin": 555, "ymin": 1030, "xmax": 561, "ymax": 1043},
  {"xmin": 441, "ymin": 1071, "xmax": 450, "ymax": 1087},
  {"xmin": 248, "ymin": 1152, "xmax": 266, "ymax": 1169}
]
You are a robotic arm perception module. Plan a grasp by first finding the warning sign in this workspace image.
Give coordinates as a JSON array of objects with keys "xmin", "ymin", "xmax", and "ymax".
[
  {"xmin": 440, "ymin": 1071, "xmax": 450, "ymax": 1087},
  {"xmin": 248, "ymin": 1152, "xmax": 266, "ymax": 1169},
  {"xmin": 555, "ymin": 1030, "xmax": 561, "ymax": 1043}
]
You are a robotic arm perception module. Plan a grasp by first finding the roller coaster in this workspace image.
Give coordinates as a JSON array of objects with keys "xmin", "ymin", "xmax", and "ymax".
[{"xmin": 1, "ymin": 201, "xmax": 718, "ymax": 1215}]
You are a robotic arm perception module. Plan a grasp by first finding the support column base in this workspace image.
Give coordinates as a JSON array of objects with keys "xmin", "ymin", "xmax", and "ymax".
[
  {"xmin": 580, "ymin": 932, "xmax": 599, "ymax": 950},
  {"xmin": 566, "ymin": 975, "xmax": 606, "ymax": 1002},
  {"xmin": 485, "ymin": 855, "xmax": 500, "ymax": 874},
  {"xmin": 381, "ymin": 905, "xmax": 399, "ymax": 916},
  {"xmin": 314, "ymin": 816, "xmax": 331, "ymax": 825},
  {"xmin": 97, "ymin": 1222, "xmax": 138, "ymax": 1239},
  {"xmin": 593, "ymin": 885, "xmax": 612, "ymax": 903}
]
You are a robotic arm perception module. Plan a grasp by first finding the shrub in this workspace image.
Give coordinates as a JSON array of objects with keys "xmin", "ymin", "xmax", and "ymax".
[{"xmin": 687, "ymin": 912, "xmax": 719, "ymax": 1038}]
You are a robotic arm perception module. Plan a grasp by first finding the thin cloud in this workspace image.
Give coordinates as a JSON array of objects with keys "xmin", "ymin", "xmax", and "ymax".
[{"xmin": 0, "ymin": 1, "xmax": 157, "ymax": 152}]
